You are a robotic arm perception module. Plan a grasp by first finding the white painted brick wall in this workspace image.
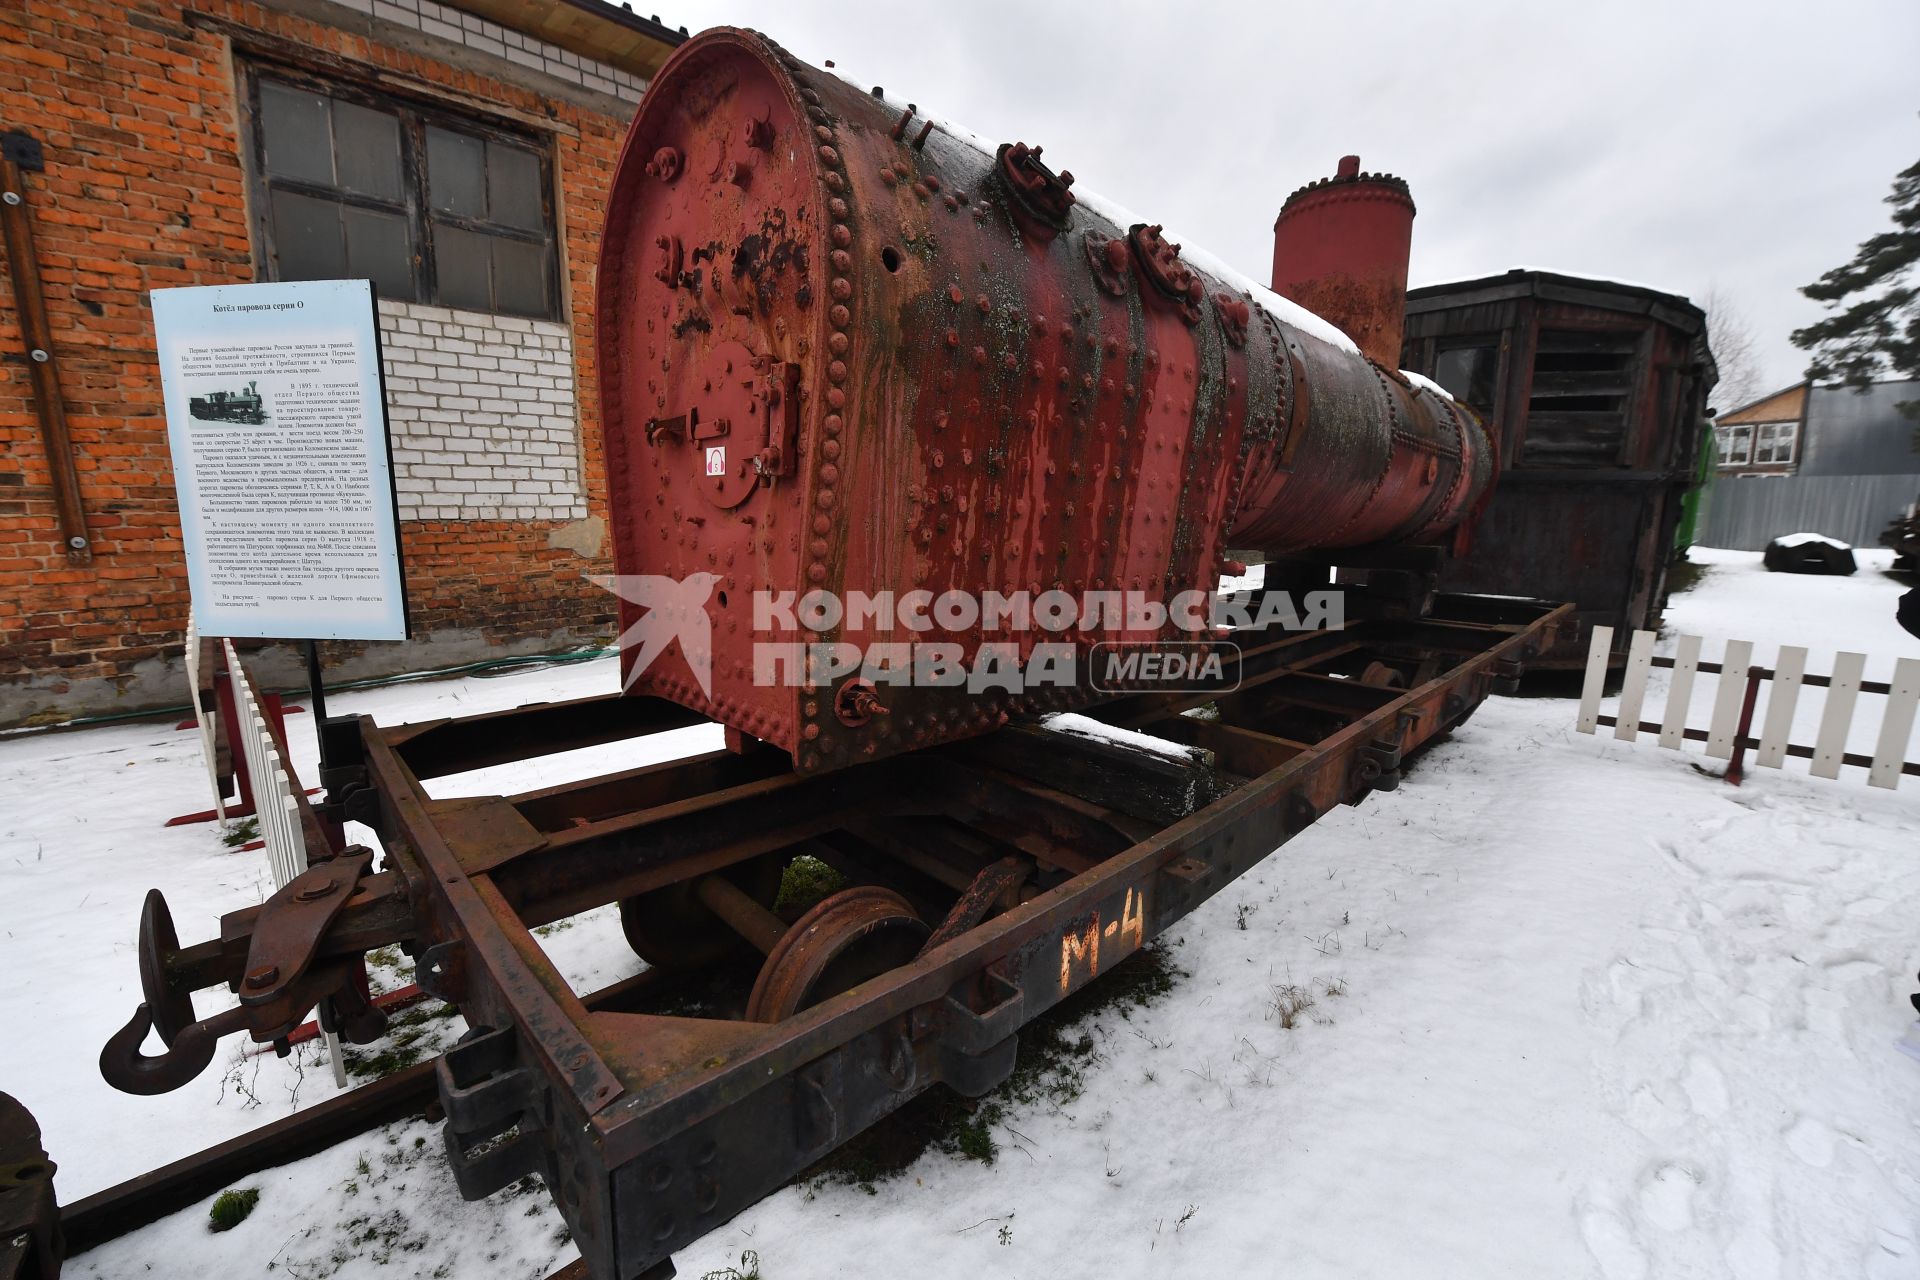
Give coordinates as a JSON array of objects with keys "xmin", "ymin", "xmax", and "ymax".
[
  {"xmin": 350, "ymin": 0, "xmax": 653, "ymax": 101},
  {"xmin": 377, "ymin": 299, "xmax": 587, "ymax": 522}
]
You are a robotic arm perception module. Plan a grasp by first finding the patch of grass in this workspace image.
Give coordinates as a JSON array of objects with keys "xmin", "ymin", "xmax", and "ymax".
[
  {"xmin": 221, "ymin": 816, "xmax": 261, "ymax": 847},
  {"xmin": 341, "ymin": 1002, "xmax": 460, "ymax": 1079},
  {"xmin": 774, "ymin": 855, "xmax": 845, "ymax": 918},
  {"xmin": 800, "ymin": 944, "xmax": 1185, "ymax": 1191},
  {"xmin": 209, "ymin": 1187, "xmax": 259, "ymax": 1232},
  {"xmin": 701, "ymin": 1249, "xmax": 761, "ymax": 1280},
  {"xmin": 1267, "ymin": 982, "xmax": 1317, "ymax": 1030}
]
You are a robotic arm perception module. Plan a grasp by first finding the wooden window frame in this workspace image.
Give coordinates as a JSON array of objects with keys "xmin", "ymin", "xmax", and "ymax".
[
  {"xmin": 1520, "ymin": 325, "xmax": 1648, "ymax": 469},
  {"xmin": 1431, "ymin": 336, "xmax": 1504, "ymax": 415},
  {"xmin": 1716, "ymin": 423, "xmax": 1753, "ymax": 468},
  {"xmin": 242, "ymin": 61, "xmax": 561, "ymax": 320},
  {"xmin": 1752, "ymin": 420, "xmax": 1798, "ymax": 466}
]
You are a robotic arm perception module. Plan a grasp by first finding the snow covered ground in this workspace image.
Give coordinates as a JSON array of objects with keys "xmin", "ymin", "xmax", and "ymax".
[{"xmin": 3, "ymin": 548, "xmax": 1917, "ymax": 1279}]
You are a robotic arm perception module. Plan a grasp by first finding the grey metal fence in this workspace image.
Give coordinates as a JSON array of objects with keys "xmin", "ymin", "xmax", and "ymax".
[{"xmin": 1697, "ymin": 472, "xmax": 1920, "ymax": 551}]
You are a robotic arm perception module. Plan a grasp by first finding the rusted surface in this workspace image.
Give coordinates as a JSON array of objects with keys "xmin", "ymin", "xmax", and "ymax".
[
  {"xmin": 0, "ymin": 142, "xmax": 92, "ymax": 564},
  {"xmin": 0, "ymin": 1093, "xmax": 59, "ymax": 1280},
  {"xmin": 922, "ymin": 856, "xmax": 1026, "ymax": 954},
  {"xmin": 1269, "ymin": 155, "xmax": 1416, "ymax": 369},
  {"xmin": 598, "ymin": 29, "xmax": 1498, "ymax": 772},
  {"xmin": 97, "ymin": 850, "xmax": 404, "ymax": 1096},
  {"xmin": 90, "ymin": 31, "xmax": 1581, "ymax": 1280},
  {"xmin": 743, "ymin": 885, "xmax": 929, "ymax": 1022},
  {"xmin": 100, "ymin": 581, "xmax": 1566, "ymax": 1278}
]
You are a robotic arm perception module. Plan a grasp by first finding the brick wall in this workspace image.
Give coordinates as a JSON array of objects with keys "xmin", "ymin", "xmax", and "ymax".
[
  {"xmin": 379, "ymin": 300, "xmax": 586, "ymax": 522},
  {"xmin": 342, "ymin": 0, "xmax": 649, "ymax": 101},
  {"xmin": 0, "ymin": 0, "xmax": 648, "ymax": 724}
]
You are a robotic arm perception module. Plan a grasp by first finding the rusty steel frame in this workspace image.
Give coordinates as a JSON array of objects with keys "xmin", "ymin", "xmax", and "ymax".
[
  {"xmin": 0, "ymin": 136, "xmax": 92, "ymax": 564},
  {"xmin": 301, "ymin": 595, "xmax": 1566, "ymax": 1279}
]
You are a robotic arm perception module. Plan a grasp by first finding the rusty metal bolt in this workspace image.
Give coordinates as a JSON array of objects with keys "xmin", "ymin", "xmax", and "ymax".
[
  {"xmin": 293, "ymin": 875, "xmax": 337, "ymax": 902},
  {"xmin": 645, "ymin": 146, "xmax": 681, "ymax": 182},
  {"xmin": 836, "ymin": 680, "xmax": 890, "ymax": 727},
  {"xmin": 244, "ymin": 965, "xmax": 280, "ymax": 990}
]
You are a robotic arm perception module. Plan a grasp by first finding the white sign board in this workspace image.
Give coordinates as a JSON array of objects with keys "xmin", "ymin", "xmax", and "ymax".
[{"xmin": 153, "ymin": 280, "xmax": 408, "ymax": 641}]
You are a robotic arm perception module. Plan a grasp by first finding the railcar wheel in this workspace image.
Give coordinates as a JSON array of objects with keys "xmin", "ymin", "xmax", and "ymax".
[
  {"xmin": 618, "ymin": 857, "xmax": 782, "ymax": 970},
  {"xmin": 744, "ymin": 886, "xmax": 929, "ymax": 1023}
]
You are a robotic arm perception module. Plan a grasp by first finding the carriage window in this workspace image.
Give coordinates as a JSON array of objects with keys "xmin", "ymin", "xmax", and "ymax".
[
  {"xmin": 1521, "ymin": 329, "xmax": 1639, "ymax": 467},
  {"xmin": 251, "ymin": 72, "xmax": 557, "ymax": 319},
  {"xmin": 1433, "ymin": 342, "xmax": 1499, "ymax": 412}
]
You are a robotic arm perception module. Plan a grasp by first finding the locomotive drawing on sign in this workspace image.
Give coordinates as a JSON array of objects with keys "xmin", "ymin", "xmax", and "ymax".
[
  {"xmin": 95, "ymin": 28, "xmax": 1572, "ymax": 1280},
  {"xmin": 187, "ymin": 379, "xmax": 267, "ymax": 425}
]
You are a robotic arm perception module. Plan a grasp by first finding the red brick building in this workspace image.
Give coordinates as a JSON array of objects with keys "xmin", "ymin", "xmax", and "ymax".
[{"xmin": 0, "ymin": 0, "xmax": 683, "ymax": 724}]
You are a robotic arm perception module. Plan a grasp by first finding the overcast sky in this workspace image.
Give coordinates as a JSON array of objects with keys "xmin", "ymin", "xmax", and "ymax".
[{"xmin": 640, "ymin": 0, "xmax": 1917, "ymax": 405}]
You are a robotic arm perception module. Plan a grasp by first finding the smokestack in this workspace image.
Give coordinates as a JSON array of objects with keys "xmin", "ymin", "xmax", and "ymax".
[{"xmin": 1270, "ymin": 155, "xmax": 1416, "ymax": 368}]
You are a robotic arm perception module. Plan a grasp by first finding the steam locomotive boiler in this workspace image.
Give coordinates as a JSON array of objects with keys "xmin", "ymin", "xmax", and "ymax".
[
  {"xmin": 94, "ymin": 28, "xmax": 1568, "ymax": 1280},
  {"xmin": 600, "ymin": 30, "xmax": 1494, "ymax": 770}
]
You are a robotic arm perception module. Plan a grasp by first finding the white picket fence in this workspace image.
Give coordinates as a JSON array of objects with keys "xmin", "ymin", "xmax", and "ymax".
[
  {"xmin": 1577, "ymin": 626, "xmax": 1920, "ymax": 790},
  {"xmin": 183, "ymin": 616, "xmax": 225, "ymax": 824},
  {"xmin": 218, "ymin": 638, "xmax": 348, "ymax": 1086}
]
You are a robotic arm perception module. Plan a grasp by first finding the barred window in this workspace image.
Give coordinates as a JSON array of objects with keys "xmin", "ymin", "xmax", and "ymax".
[{"xmin": 248, "ymin": 70, "xmax": 557, "ymax": 320}]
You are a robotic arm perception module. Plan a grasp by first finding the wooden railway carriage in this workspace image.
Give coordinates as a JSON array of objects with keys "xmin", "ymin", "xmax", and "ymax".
[{"xmin": 1400, "ymin": 270, "xmax": 1716, "ymax": 667}]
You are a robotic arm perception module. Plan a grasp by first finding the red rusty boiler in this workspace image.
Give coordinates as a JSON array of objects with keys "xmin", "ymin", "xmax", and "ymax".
[{"xmin": 598, "ymin": 28, "xmax": 1495, "ymax": 772}]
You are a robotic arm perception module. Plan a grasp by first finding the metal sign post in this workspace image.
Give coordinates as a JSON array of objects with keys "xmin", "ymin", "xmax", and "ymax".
[{"xmin": 153, "ymin": 278, "xmax": 410, "ymax": 773}]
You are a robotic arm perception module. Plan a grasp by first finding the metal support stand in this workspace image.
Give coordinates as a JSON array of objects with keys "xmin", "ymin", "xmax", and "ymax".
[
  {"xmin": 305, "ymin": 639, "xmax": 330, "ymax": 772},
  {"xmin": 1725, "ymin": 668, "xmax": 1763, "ymax": 787}
]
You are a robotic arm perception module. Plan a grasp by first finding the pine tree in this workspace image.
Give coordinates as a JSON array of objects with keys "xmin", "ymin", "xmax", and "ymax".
[{"xmin": 1792, "ymin": 157, "xmax": 1920, "ymax": 419}]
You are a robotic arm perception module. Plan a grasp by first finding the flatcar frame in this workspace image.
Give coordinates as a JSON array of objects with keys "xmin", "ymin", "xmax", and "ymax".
[{"xmin": 301, "ymin": 594, "xmax": 1567, "ymax": 1279}]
